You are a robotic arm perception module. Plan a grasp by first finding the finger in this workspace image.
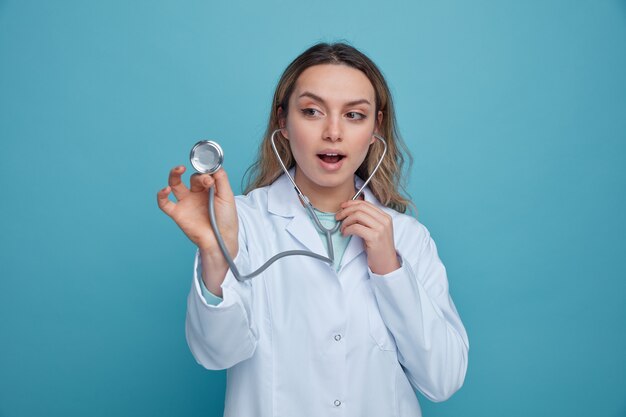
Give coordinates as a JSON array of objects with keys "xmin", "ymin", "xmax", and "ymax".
[
  {"xmin": 168, "ymin": 166, "xmax": 190, "ymax": 200},
  {"xmin": 339, "ymin": 202, "xmax": 392, "ymax": 229},
  {"xmin": 342, "ymin": 223, "xmax": 375, "ymax": 241},
  {"xmin": 340, "ymin": 199, "xmax": 386, "ymax": 215},
  {"xmin": 340, "ymin": 210, "xmax": 383, "ymax": 233},
  {"xmin": 212, "ymin": 168, "xmax": 235, "ymax": 200},
  {"xmin": 157, "ymin": 186, "xmax": 176, "ymax": 216},
  {"xmin": 190, "ymin": 173, "xmax": 214, "ymax": 192},
  {"xmin": 337, "ymin": 201, "xmax": 389, "ymax": 223}
]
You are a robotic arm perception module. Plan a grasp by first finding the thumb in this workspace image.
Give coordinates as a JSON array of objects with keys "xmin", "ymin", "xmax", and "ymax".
[
  {"xmin": 213, "ymin": 168, "xmax": 235, "ymax": 200},
  {"xmin": 189, "ymin": 173, "xmax": 214, "ymax": 192}
]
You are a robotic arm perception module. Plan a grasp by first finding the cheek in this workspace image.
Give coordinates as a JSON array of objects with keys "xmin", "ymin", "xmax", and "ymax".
[
  {"xmin": 286, "ymin": 137, "xmax": 309, "ymax": 165},
  {"xmin": 284, "ymin": 118, "xmax": 307, "ymax": 145},
  {"xmin": 352, "ymin": 137, "xmax": 375, "ymax": 166},
  {"xmin": 286, "ymin": 125, "xmax": 315, "ymax": 155},
  {"xmin": 357, "ymin": 133, "xmax": 375, "ymax": 153}
]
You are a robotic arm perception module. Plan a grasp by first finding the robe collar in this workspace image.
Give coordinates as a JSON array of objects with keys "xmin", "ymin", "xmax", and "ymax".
[{"xmin": 266, "ymin": 168, "xmax": 382, "ymax": 270}]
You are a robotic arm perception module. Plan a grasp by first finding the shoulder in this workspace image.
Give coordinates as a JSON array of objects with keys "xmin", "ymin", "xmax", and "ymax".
[
  {"xmin": 379, "ymin": 204, "xmax": 433, "ymax": 250},
  {"xmin": 233, "ymin": 185, "xmax": 271, "ymax": 218},
  {"xmin": 361, "ymin": 184, "xmax": 432, "ymax": 248}
]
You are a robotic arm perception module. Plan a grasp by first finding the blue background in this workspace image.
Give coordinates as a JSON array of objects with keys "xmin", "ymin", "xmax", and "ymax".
[{"xmin": 1, "ymin": 1, "xmax": 625, "ymax": 416}]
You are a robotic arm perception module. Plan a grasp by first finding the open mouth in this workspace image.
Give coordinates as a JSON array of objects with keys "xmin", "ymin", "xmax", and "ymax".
[{"xmin": 317, "ymin": 153, "xmax": 345, "ymax": 164}]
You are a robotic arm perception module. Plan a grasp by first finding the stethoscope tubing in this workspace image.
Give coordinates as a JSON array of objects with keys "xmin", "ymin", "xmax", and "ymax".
[
  {"xmin": 208, "ymin": 187, "xmax": 333, "ymax": 280},
  {"xmin": 206, "ymin": 128, "xmax": 387, "ymax": 281}
]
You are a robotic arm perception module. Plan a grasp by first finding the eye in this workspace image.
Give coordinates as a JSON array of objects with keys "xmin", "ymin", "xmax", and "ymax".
[
  {"xmin": 301, "ymin": 108, "xmax": 321, "ymax": 118},
  {"xmin": 346, "ymin": 111, "xmax": 366, "ymax": 120}
]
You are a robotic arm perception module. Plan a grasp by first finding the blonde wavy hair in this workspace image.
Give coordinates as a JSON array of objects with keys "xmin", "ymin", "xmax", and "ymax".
[{"xmin": 243, "ymin": 42, "xmax": 413, "ymax": 213}]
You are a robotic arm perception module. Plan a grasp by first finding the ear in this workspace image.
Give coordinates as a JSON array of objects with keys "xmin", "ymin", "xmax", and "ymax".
[
  {"xmin": 277, "ymin": 107, "xmax": 289, "ymax": 139},
  {"xmin": 371, "ymin": 110, "xmax": 384, "ymax": 144}
]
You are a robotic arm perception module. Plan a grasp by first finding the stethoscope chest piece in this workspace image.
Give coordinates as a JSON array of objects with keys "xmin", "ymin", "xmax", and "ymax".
[{"xmin": 190, "ymin": 140, "xmax": 224, "ymax": 174}]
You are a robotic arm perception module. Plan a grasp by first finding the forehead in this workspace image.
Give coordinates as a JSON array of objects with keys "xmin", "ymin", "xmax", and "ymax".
[{"xmin": 292, "ymin": 64, "xmax": 375, "ymax": 103}]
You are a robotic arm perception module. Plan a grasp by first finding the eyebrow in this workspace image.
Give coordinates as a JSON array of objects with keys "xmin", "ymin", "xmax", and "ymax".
[{"xmin": 298, "ymin": 91, "xmax": 372, "ymax": 107}]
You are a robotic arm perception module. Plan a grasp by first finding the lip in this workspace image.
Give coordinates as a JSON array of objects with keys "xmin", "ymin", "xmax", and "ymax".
[
  {"xmin": 317, "ymin": 157, "xmax": 344, "ymax": 172},
  {"xmin": 316, "ymin": 150, "xmax": 346, "ymax": 172},
  {"xmin": 317, "ymin": 148, "xmax": 346, "ymax": 157}
]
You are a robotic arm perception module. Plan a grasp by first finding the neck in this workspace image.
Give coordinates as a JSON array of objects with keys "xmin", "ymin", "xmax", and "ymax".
[{"xmin": 294, "ymin": 168, "xmax": 355, "ymax": 213}]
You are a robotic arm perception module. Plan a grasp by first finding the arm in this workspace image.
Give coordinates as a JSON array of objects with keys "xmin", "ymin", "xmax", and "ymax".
[
  {"xmin": 369, "ymin": 223, "xmax": 469, "ymax": 401},
  {"xmin": 185, "ymin": 234, "xmax": 258, "ymax": 370},
  {"xmin": 157, "ymin": 166, "xmax": 257, "ymax": 370}
]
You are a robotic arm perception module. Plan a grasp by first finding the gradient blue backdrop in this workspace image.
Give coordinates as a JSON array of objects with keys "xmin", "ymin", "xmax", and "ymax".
[{"xmin": 1, "ymin": 1, "xmax": 625, "ymax": 416}]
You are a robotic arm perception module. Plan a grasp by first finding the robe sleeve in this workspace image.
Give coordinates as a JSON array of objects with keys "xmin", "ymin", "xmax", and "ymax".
[
  {"xmin": 185, "ymin": 221, "xmax": 258, "ymax": 370},
  {"xmin": 368, "ymin": 219, "xmax": 469, "ymax": 401}
]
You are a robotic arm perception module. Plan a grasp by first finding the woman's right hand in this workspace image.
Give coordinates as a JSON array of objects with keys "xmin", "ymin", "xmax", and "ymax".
[{"xmin": 157, "ymin": 166, "xmax": 239, "ymax": 291}]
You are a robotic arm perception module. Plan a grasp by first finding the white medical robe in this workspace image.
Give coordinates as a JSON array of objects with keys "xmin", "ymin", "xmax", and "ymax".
[{"xmin": 186, "ymin": 173, "xmax": 469, "ymax": 417}]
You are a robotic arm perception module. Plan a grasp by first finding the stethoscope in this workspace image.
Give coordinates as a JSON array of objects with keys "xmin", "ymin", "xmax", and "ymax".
[{"xmin": 189, "ymin": 128, "xmax": 387, "ymax": 281}]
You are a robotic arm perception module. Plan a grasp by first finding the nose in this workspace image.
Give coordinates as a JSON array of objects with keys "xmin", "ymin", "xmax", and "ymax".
[{"xmin": 323, "ymin": 115, "xmax": 342, "ymax": 142}]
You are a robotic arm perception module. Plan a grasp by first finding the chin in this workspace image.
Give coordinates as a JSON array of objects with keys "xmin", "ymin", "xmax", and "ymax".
[
  {"xmin": 312, "ymin": 173, "xmax": 352, "ymax": 189},
  {"xmin": 296, "ymin": 163, "xmax": 355, "ymax": 191}
]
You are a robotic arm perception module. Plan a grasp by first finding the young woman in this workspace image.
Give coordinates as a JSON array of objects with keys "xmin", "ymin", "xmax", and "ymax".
[{"xmin": 157, "ymin": 42, "xmax": 468, "ymax": 417}]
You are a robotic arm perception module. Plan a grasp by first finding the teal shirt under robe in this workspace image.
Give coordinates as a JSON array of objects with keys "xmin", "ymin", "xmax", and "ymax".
[{"xmin": 310, "ymin": 208, "xmax": 352, "ymax": 272}]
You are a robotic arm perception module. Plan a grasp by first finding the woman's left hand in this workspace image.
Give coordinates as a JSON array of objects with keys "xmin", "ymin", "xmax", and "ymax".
[{"xmin": 336, "ymin": 200, "xmax": 401, "ymax": 275}]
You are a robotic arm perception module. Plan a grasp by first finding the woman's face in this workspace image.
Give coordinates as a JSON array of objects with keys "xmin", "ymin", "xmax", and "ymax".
[{"xmin": 281, "ymin": 64, "xmax": 382, "ymax": 199}]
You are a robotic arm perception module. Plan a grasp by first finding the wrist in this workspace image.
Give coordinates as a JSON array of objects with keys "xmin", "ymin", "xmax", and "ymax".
[
  {"xmin": 369, "ymin": 251, "xmax": 401, "ymax": 275},
  {"xmin": 198, "ymin": 245, "xmax": 222, "ymax": 259},
  {"xmin": 205, "ymin": 277, "xmax": 225, "ymax": 298},
  {"xmin": 199, "ymin": 245, "xmax": 239, "ymax": 265},
  {"xmin": 198, "ymin": 247, "xmax": 230, "ymax": 296}
]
